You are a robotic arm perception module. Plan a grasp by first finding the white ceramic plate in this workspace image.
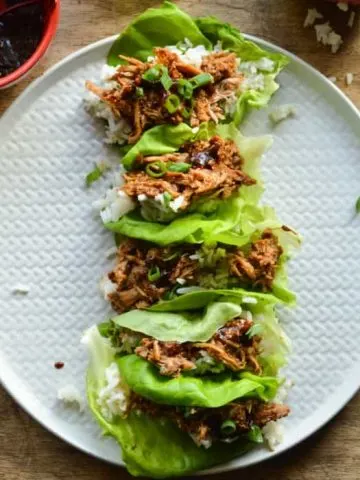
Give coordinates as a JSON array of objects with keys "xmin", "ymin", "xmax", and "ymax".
[{"xmin": 0, "ymin": 35, "xmax": 360, "ymax": 474}]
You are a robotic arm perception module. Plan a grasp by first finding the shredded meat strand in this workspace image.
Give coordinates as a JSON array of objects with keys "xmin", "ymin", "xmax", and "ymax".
[
  {"xmin": 134, "ymin": 318, "xmax": 261, "ymax": 377},
  {"xmin": 106, "ymin": 231, "xmax": 282, "ymax": 313},
  {"xmin": 229, "ymin": 229, "xmax": 283, "ymax": 290},
  {"xmin": 128, "ymin": 393, "xmax": 290, "ymax": 446},
  {"xmin": 107, "ymin": 239, "xmax": 197, "ymax": 313}
]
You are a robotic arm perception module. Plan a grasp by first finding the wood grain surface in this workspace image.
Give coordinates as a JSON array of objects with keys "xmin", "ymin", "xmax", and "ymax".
[{"xmin": 0, "ymin": 1, "xmax": 359, "ymax": 479}]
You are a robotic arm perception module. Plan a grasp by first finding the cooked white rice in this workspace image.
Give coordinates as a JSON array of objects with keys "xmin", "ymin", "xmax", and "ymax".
[
  {"xmin": 97, "ymin": 362, "xmax": 128, "ymax": 421},
  {"xmin": 57, "ymin": 384, "xmax": 85, "ymax": 411},
  {"xmin": 262, "ymin": 420, "xmax": 284, "ymax": 451},
  {"xmin": 99, "ymin": 275, "xmax": 117, "ymax": 298}
]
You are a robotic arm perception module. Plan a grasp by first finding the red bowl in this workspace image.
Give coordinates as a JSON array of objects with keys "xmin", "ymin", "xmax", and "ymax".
[{"xmin": 0, "ymin": 0, "xmax": 60, "ymax": 89}]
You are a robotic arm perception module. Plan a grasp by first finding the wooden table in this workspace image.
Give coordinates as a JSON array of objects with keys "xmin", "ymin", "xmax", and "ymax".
[{"xmin": 0, "ymin": 1, "xmax": 359, "ymax": 479}]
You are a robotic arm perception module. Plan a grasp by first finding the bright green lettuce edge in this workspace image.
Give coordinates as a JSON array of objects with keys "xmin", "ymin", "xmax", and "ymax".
[
  {"xmin": 85, "ymin": 325, "xmax": 256, "ymax": 478},
  {"xmin": 110, "ymin": 301, "xmax": 243, "ymax": 342},
  {"xmin": 117, "ymin": 354, "xmax": 279, "ymax": 407},
  {"xmin": 107, "ymin": 2, "xmax": 289, "ymax": 126}
]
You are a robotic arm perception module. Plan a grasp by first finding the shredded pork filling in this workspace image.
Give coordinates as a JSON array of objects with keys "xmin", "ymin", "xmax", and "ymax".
[
  {"xmin": 105, "ymin": 231, "xmax": 282, "ymax": 313},
  {"xmin": 128, "ymin": 393, "xmax": 290, "ymax": 447},
  {"xmin": 229, "ymin": 229, "xmax": 283, "ymax": 291},
  {"xmin": 122, "ymin": 135, "xmax": 255, "ymax": 211},
  {"xmin": 134, "ymin": 317, "xmax": 262, "ymax": 377},
  {"xmin": 86, "ymin": 48, "xmax": 243, "ymax": 143}
]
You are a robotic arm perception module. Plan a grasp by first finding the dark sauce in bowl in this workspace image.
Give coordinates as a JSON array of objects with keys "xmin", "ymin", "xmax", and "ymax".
[{"xmin": 0, "ymin": 2, "xmax": 44, "ymax": 78}]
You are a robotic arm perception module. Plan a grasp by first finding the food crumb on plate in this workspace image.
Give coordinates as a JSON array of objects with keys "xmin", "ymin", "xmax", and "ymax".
[
  {"xmin": 54, "ymin": 361, "xmax": 65, "ymax": 369},
  {"xmin": 12, "ymin": 285, "xmax": 29, "ymax": 295},
  {"xmin": 57, "ymin": 384, "xmax": 84, "ymax": 411},
  {"xmin": 268, "ymin": 105, "xmax": 296, "ymax": 125}
]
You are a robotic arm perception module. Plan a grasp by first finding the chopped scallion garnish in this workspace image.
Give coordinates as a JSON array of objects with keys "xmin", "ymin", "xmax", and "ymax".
[
  {"xmin": 85, "ymin": 161, "xmax": 109, "ymax": 187},
  {"xmin": 355, "ymin": 196, "xmax": 360, "ymax": 215},
  {"xmin": 142, "ymin": 65, "xmax": 173, "ymax": 91},
  {"xmin": 135, "ymin": 87, "xmax": 144, "ymax": 97},
  {"xmin": 177, "ymin": 79, "xmax": 194, "ymax": 99},
  {"xmin": 147, "ymin": 265, "xmax": 161, "ymax": 282},
  {"xmin": 189, "ymin": 72, "xmax": 213, "ymax": 89},
  {"xmin": 248, "ymin": 425, "xmax": 263, "ymax": 443},
  {"xmin": 164, "ymin": 94, "xmax": 181, "ymax": 113},
  {"xmin": 142, "ymin": 66, "xmax": 162, "ymax": 83},
  {"xmin": 220, "ymin": 419, "xmax": 237, "ymax": 435},
  {"xmin": 167, "ymin": 162, "xmax": 191, "ymax": 173},
  {"xmin": 163, "ymin": 191, "xmax": 172, "ymax": 206},
  {"xmin": 145, "ymin": 161, "xmax": 167, "ymax": 178},
  {"xmin": 160, "ymin": 68, "xmax": 173, "ymax": 91}
]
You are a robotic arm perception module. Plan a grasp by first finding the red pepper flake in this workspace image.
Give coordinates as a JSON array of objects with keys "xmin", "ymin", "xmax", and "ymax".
[{"xmin": 54, "ymin": 361, "xmax": 64, "ymax": 369}]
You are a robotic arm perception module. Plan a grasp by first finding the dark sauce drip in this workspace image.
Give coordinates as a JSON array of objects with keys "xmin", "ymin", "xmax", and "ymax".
[{"xmin": 0, "ymin": 2, "xmax": 44, "ymax": 78}]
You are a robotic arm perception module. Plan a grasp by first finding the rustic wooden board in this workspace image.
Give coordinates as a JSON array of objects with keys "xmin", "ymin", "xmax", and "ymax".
[{"xmin": 1, "ymin": 1, "xmax": 359, "ymax": 478}]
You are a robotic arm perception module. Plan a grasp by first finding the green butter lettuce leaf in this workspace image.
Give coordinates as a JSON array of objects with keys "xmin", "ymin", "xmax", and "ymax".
[
  {"xmin": 108, "ymin": 1, "xmax": 211, "ymax": 65},
  {"xmin": 195, "ymin": 16, "xmax": 289, "ymax": 124},
  {"xmin": 85, "ymin": 325, "xmax": 256, "ymax": 478},
  {"xmin": 150, "ymin": 288, "xmax": 279, "ymax": 312},
  {"xmin": 105, "ymin": 195, "xmax": 250, "ymax": 246},
  {"xmin": 122, "ymin": 123, "xmax": 194, "ymax": 170},
  {"xmin": 118, "ymin": 355, "xmax": 279, "ymax": 407},
  {"xmin": 106, "ymin": 296, "xmax": 289, "ymax": 375},
  {"xmin": 249, "ymin": 302, "xmax": 290, "ymax": 375},
  {"xmin": 111, "ymin": 301, "xmax": 243, "ymax": 342}
]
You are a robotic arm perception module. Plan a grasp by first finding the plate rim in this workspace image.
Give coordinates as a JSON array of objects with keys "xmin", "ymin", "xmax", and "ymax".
[{"xmin": 0, "ymin": 33, "xmax": 359, "ymax": 474}]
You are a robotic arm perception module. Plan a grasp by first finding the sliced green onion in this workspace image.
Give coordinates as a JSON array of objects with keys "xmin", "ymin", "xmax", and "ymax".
[
  {"xmin": 85, "ymin": 161, "xmax": 109, "ymax": 187},
  {"xmin": 167, "ymin": 162, "xmax": 191, "ymax": 173},
  {"xmin": 355, "ymin": 196, "xmax": 360, "ymax": 215},
  {"xmin": 142, "ymin": 65, "xmax": 173, "ymax": 91},
  {"xmin": 175, "ymin": 40, "xmax": 188, "ymax": 53},
  {"xmin": 220, "ymin": 419, "xmax": 237, "ymax": 436},
  {"xmin": 145, "ymin": 161, "xmax": 167, "ymax": 178},
  {"xmin": 135, "ymin": 86, "xmax": 144, "ymax": 97},
  {"xmin": 164, "ymin": 94, "xmax": 181, "ymax": 113},
  {"xmin": 142, "ymin": 66, "xmax": 162, "ymax": 83},
  {"xmin": 163, "ymin": 191, "xmax": 172, "ymax": 206},
  {"xmin": 160, "ymin": 68, "xmax": 173, "ymax": 91},
  {"xmin": 177, "ymin": 79, "xmax": 194, "ymax": 99},
  {"xmin": 163, "ymin": 251, "xmax": 180, "ymax": 262},
  {"xmin": 190, "ymin": 72, "xmax": 214, "ymax": 89},
  {"xmin": 248, "ymin": 425, "xmax": 263, "ymax": 444},
  {"xmin": 147, "ymin": 265, "xmax": 161, "ymax": 282},
  {"xmin": 181, "ymin": 106, "xmax": 192, "ymax": 119},
  {"xmin": 163, "ymin": 286, "xmax": 178, "ymax": 300}
]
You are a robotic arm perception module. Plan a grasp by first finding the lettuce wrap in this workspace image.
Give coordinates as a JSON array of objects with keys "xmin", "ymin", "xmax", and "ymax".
[
  {"xmin": 84, "ymin": 298, "xmax": 290, "ymax": 477},
  {"xmin": 84, "ymin": 325, "xmax": 258, "ymax": 477},
  {"xmin": 101, "ymin": 215, "xmax": 300, "ymax": 318},
  {"xmin": 97, "ymin": 123, "xmax": 272, "ymax": 243},
  {"xmin": 107, "ymin": 2, "xmax": 288, "ymax": 125},
  {"xmin": 85, "ymin": 2, "xmax": 288, "ymax": 146}
]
